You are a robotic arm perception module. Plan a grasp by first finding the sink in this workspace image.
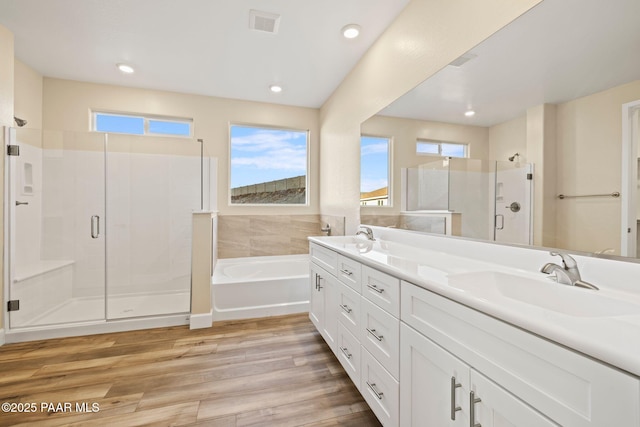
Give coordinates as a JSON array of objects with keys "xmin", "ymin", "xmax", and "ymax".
[{"xmin": 447, "ymin": 271, "xmax": 640, "ymax": 317}]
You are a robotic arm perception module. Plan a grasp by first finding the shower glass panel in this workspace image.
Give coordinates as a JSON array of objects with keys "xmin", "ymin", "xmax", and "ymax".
[
  {"xmin": 105, "ymin": 134, "xmax": 203, "ymax": 319},
  {"xmin": 448, "ymin": 158, "xmax": 493, "ymax": 240},
  {"xmin": 494, "ymin": 160, "xmax": 533, "ymax": 245},
  {"xmin": 8, "ymin": 128, "xmax": 106, "ymax": 328}
]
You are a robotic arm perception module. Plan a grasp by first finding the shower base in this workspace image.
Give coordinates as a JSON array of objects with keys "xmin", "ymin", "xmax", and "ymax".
[{"xmin": 28, "ymin": 291, "xmax": 190, "ymax": 326}]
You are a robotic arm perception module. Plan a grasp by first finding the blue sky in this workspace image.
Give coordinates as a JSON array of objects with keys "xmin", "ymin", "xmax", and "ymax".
[
  {"xmin": 230, "ymin": 126, "xmax": 308, "ymax": 188},
  {"xmin": 361, "ymin": 136, "xmax": 389, "ymax": 193}
]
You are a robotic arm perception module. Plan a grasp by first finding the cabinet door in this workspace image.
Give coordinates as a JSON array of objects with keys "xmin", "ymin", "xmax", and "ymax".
[
  {"xmin": 309, "ymin": 263, "xmax": 325, "ymax": 332},
  {"xmin": 320, "ymin": 268, "xmax": 338, "ymax": 352},
  {"xmin": 400, "ymin": 323, "xmax": 470, "ymax": 427},
  {"xmin": 470, "ymin": 370, "xmax": 559, "ymax": 427}
]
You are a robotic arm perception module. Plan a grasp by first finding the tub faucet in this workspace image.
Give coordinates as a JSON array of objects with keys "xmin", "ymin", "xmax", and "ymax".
[
  {"xmin": 540, "ymin": 252, "xmax": 598, "ymax": 290},
  {"xmin": 356, "ymin": 226, "xmax": 375, "ymax": 241}
]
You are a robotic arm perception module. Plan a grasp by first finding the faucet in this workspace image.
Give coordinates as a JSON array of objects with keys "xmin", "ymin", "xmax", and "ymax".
[
  {"xmin": 356, "ymin": 226, "xmax": 375, "ymax": 241},
  {"xmin": 540, "ymin": 252, "xmax": 598, "ymax": 290}
]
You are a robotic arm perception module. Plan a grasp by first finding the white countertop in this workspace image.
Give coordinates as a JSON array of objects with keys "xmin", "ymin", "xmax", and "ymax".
[{"xmin": 309, "ymin": 233, "xmax": 640, "ymax": 378}]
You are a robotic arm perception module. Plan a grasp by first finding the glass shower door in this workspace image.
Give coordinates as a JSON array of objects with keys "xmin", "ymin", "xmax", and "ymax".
[
  {"xmin": 105, "ymin": 134, "xmax": 202, "ymax": 319},
  {"xmin": 7, "ymin": 129, "xmax": 106, "ymax": 328},
  {"xmin": 494, "ymin": 160, "xmax": 533, "ymax": 245}
]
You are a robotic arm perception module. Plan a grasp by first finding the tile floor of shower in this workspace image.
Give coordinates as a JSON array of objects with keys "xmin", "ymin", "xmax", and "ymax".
[{"xmin": 20, "ymin": 291, "xmax": 191, "ymax": 327}]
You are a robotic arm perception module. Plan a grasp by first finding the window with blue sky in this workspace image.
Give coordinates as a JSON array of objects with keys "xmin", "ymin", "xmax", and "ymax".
[
  {"xmin": 93, "ymin": 112, "xmax": 192, "ymax": 137},
  {"xmin": 230, "ymin": 125, "xmax": 308, "ymax": 205},
  {"xmin": 417, "ymin": 139, "xmax": 467, "ymax": 158},
  {"xmin": 361, "ymin": 136, "xmax": 390, "ymax": 206}
]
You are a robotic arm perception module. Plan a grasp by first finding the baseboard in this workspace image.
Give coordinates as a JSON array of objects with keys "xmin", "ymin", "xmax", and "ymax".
[
  {"xmin": 0, "ymin": 328, "xmax": 5, "ymax": 346},
  {"xmin": 190, "ymin": 310, "xmax": 213, "ymax": 329}
]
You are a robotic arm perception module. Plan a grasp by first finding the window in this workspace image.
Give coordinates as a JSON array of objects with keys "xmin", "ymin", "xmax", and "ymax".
[
  {"xmin": 417, "ymin": 140, "xmax": 468, "ymax": 158},
  {"xmin": 360, "ymin": 135, "xmax": 391, "ymax": 206},
  {"xmin": 93, "ymin": 112, "xmax": 193, "ymax": 137},
  {"xmin": 230, "ymin": 125, "xmax": 308, "ymax": 205}
]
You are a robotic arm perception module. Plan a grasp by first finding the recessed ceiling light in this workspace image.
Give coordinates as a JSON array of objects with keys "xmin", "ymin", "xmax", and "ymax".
[
  {"xmin": 342, "ymin": 24, "xmax": 361, "ymax": 39},
  {"xmin": 465, "ymin": 110, "xmax": 476, "ymax": 117},
  {"xmin": 269, "ymin": 84, "xmax": 283, "ymax": 93},
  {"xmin": 117, "ymin": 63, "xmax": 135, "ymax": 74}
]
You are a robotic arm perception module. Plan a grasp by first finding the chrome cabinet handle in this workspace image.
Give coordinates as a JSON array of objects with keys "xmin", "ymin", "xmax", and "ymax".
[
  {"xmin": 366, "ymin": 382, "xmax": 384, "ymax": 400},
  {"xmin": 340, "ymin": 304, "xmax": 352, "ymax": 314},
  {"xmin": 366, "ymin": 328, "xmax": 383, "ymax": 341},
  {"xmin": 91, "ymin": 215, "xmax": 100, "ymax": 239},
  {"xmin": 340, "ymin": 269, "xmax": 353, "ymax": 276},
  {"xmin": 367, "ymin": 284, "xmax": 384, "ymax": 294},
  {"xmin": 451, "ymin": 376, "xmax": 462, "ymax": 420},
  {"xmin": 340, "ymin": 346, "xmax": 352, "ymax": 359},
  {"xmin": 16, "ymin": 201, "xmax": 29, "ymax": 206},
  {"xmin": 315, "ymin": 274, "xmax": 323, "ymax": 291},
  {"xmin": 470, "ymin": 391, "xmax": 482, "ymax": 427}
]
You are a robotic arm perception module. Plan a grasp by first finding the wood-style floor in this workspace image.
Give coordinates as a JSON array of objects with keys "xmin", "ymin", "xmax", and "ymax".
[{"xmin": 0, "ymin": 314, "xmax": 381, "ymax": 426}]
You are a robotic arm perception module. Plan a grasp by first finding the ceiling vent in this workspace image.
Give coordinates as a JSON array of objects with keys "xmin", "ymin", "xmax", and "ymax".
[
  {"xmin": 249, "ymin": 10, "xmax": 281, "ymax": 34},
  {"xmin": 449, "ymin": 53, "xmax": 477, "ymax": 67}
]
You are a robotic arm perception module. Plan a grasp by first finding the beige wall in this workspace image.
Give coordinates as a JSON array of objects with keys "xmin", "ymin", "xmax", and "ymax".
[
  {"xmin": 489, "ymin": 115, "xmax": 526, "ymax": 162},
  {"xmin": 0, "ymin": 24, "xmax": 14, "ymax": 332},
  {"xmin": 361, "ymin": 114, "xmax": 489, "ymax": 214},
  {"xmin": 14, "ymin": 59, "xmax": 43, "ymax": 135},
  {"xmin": 42, "ymin": 78, "xmax": 320, "ymax": 216},
  {"xmin": 319, "ymin": 0, "xmax": 543, "ymax": 234},
  {"xmin": 555, "ymin": 80, "xmax": 640, "ymax": 254}
]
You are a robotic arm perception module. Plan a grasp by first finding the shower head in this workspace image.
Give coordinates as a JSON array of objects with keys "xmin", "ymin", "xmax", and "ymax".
[
  {"xmin": 14, "ymin": 116, "xmax": 27, "ymax": 127},
  {"xmin": 508, "ymin": 153, "xmax": 520, "ymax": 162}
]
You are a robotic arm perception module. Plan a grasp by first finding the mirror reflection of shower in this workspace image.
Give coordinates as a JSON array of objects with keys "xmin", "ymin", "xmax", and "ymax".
[{"xmin": 508, "ymin": 153, "xmax": 520, "ymax": 162}]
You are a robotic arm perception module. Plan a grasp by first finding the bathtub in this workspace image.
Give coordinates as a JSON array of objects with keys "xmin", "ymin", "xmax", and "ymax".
[{"xmin": 211, "ymin": 254, "xmax": 310, "ymax": 321}]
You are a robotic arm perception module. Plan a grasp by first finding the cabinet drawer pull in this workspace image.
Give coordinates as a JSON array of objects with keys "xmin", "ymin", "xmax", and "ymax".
[
  {"xmin": 366, "ymin": 381, "xmax": 384, "ymax": 400},
  {"xmin": 340, "ymin": 304, "xmax": 352, "ymax": 314},
  {"xmin": 366, "ymin": 328, "xmax": 384, "ymax": 341},
  {"xmin": 315, "ymin": 274, "xmax": 323, "ymax": 290},
  {"xmin": 340, "ymin": 269, "xmax": 353, "ymax": 276},
  {"xmin": 367, "ymin": 284, "xmax": 385, "ymax": 293},
  {"xmin": 340, "ymin": 346, "xmax": 352, "ymax": 359},
  {"xmin": 451, "ymin": 376, "xmax": 462, "ymax": 420},
  {"xmin": 470, "ymin": 391, "xmax": 482, "ymax": 427}
]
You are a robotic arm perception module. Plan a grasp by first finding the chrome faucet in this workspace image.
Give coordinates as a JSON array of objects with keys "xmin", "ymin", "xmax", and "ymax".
[
  {"xmin": 540, "ymin": 252, "xmax": 598, "ymax": 290},
  {"xmin": 356, "ymin": 226, "xmax": 375, "ymax": 241}
]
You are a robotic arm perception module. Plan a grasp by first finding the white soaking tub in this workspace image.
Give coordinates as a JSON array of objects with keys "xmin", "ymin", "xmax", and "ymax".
[{"xmin": 211, "ymin": 254, "xmax": 310, "ymax": 321}]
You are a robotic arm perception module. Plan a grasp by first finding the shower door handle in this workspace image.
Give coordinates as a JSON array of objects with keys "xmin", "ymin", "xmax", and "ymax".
[
  {"xmin": 495, "ymin": 214, "xmax": 504, "ymax": 230},
  {"xmin": 91, "ymin": 215, "xmax": 100, "ymax": 239},
  {"xmin": 15, "ymin": 201, "xmax": 29, "ymax": 206}
]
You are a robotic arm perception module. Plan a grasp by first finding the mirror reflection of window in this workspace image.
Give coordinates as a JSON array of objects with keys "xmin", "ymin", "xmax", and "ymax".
[
  {"xmin": 360, "ymin": 136, "xmax": 391, "ymax": 206},
  {"xmin": 417, "ymin": 139, "xmax": 468, "ymax": 158}
]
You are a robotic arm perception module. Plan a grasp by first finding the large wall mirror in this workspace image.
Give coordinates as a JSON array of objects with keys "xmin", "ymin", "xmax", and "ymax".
[{"xmin": 360, "ymin": 0, "xmax": 640, "ymax": 260}]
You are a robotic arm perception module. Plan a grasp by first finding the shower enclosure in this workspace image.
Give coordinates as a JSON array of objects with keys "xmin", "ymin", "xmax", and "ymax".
[
  {"xmin": 404, "ymin": 157, "xmax": 533, "ymax": 245},
  {"xmin": 5, "ymin": 127, "xmax": 210, "ymax": 329}
]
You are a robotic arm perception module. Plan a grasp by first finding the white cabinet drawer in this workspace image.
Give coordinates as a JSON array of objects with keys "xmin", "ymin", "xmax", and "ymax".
[
  {"xmin": 361, "ymin": 297, "xmax": 399, "ymax": 379},
  {"xmin": 337, "ymin": 254, "xmax": 362, "ymax": 292},
  {"xmin": 361, "ymin": 347, "xmax": 399, "ymax": 427},
  {"xmin": 362, "ymin": 265, "xmax": 399, "ymax": 317},
  {"xmin": 336, "ymin": 281, "xmax": 361, "ymax": 338},
  {"xmin": 310, "ymin": 243, "xmax": 338, "ymax": 275},
  {"xmin": 336, "ymin": 322, "xmax": 361, "ymax": 389}
]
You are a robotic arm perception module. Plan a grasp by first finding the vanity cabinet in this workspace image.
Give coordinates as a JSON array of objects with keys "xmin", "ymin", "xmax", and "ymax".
[
  {"xmin": 310, "ymin": 240, "xmax": 640, "ymax": 427},
  {"xmin": 401, "ymin": 280, "xmax": 640, "ymax": 427}
]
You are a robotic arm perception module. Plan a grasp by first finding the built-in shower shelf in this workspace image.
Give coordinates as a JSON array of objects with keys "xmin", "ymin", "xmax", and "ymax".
[{"xmin": 14, "ymin": 260, "xmax": 75, "ymax": 283}]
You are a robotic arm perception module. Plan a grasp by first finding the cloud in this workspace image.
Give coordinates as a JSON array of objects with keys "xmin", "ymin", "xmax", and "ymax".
[
  {"xmin": 361, "ymin": 142, "xmax": 388, "ymax": 157},
  {"xmin": 231, "ymin": 129, "xmax": 307, "ymax": 171}
]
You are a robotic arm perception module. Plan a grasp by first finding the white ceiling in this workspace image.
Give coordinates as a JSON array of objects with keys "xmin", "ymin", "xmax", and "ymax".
[
  {"xmin": 380, "ymin": 0, "xmax": 640, "ymax": 127},
  {"xmin": 0, "ymin": 0, "xmax": 410, "ymax": 108}
]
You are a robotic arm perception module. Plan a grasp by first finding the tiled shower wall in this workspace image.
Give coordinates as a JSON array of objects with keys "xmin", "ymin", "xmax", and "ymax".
[{"xmin": 217, "ymin": 214, "xmax": 345, "ymax": 259}]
